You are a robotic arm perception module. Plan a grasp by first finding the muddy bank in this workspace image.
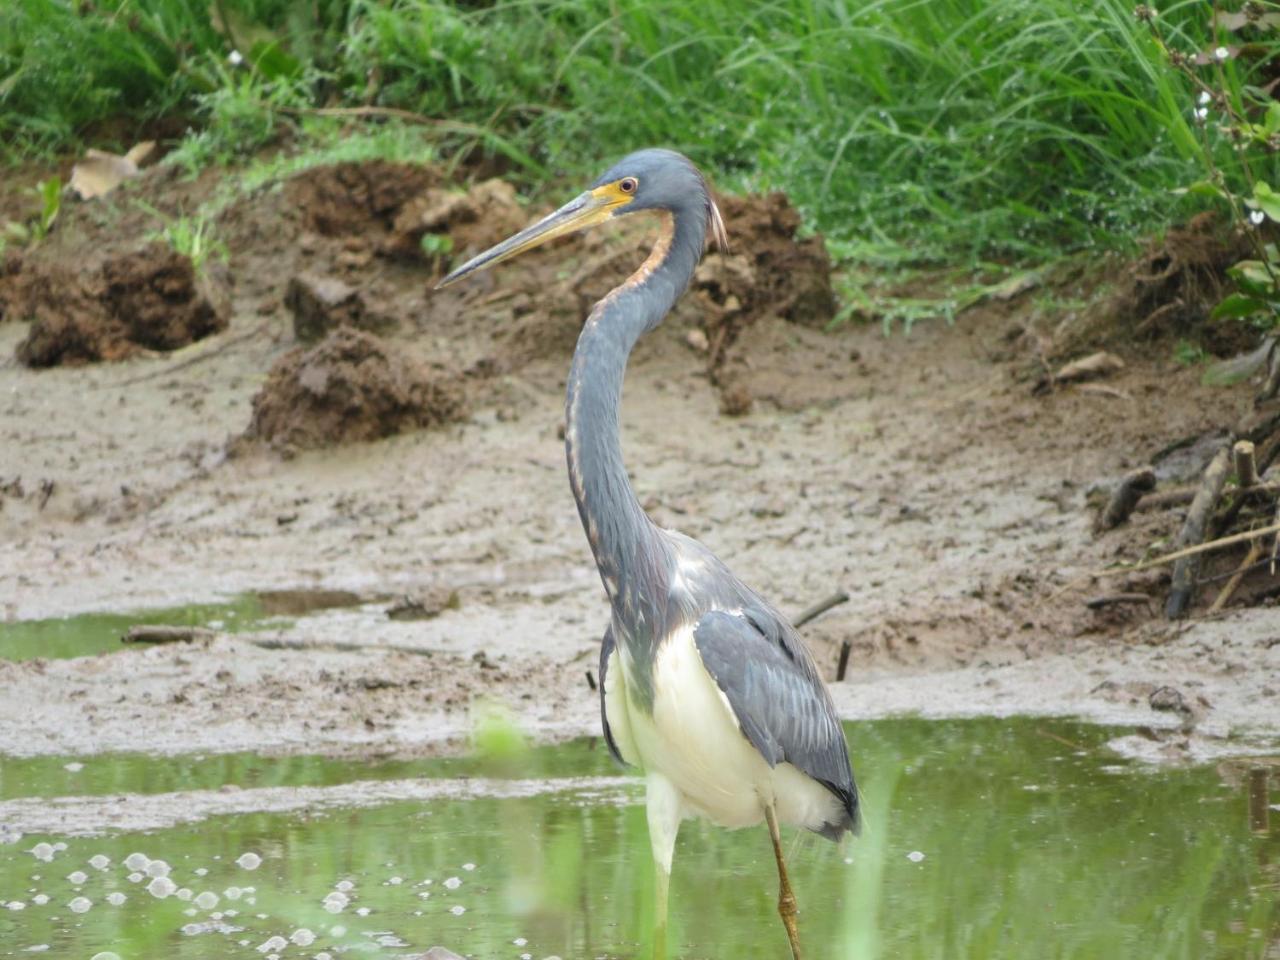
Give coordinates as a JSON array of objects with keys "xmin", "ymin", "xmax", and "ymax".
[{"xmin": 1, "ymin": 157, "xmax": 1278, "ymax": 766}]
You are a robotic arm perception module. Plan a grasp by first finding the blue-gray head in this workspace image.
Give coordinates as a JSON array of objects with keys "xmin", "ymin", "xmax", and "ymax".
[{"xmin": 436, "ymin": 148, "xmax": 726, "ymax": 289}]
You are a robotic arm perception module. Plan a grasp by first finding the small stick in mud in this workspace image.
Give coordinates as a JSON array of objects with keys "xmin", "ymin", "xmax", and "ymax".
[
  {"xmin": 586, "ymin": 669, "xmax": 597, "ymax": 691},
  {"xmin": 121, "ymin": 625, "xmax": 216, "ymax": 644},
  {"xmin": 1084, "ymin": 593, "xmax": 1152, "ymax": 610},
  {"xmin": 1166, "ymin": 444, "xmax": 1232, "ymax": 619},
  {"xmin": 1272, "ymin": 498, "xmax": 1280, "ymax": 575},
  {"xmin": 1207, "ymin": 540, "xmax": 1264, "ymax": 614},
  {"xmin": 836, "ymin": 640, "xmax": 852, "ymax": 682},
  {"xmin": 1092, "ymin": 519, "xmax": 1280, "ymax": 578},
  {"xmin": 793, "ymin": 590, "xmax": 851, "ymax": 630},
  {"xmin": 1234, "ymin": 440, "xmax": 1259, "ymax": 489},
  {"xmin": 1095, "ymin": 467, "xmax": 1156, "ymax": 532}
]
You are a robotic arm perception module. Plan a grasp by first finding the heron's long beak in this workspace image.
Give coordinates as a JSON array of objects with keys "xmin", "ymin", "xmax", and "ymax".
[{"xmin": 435, "ymin": 187, "xmax": 621, "ymax": 289}]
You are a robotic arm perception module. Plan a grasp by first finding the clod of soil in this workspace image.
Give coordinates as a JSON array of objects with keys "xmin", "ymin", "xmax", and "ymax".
[
  {"xmin": 286, "ymin": 272, "xmax": 396, "ymax": 343},
  {"xmin": 243, "ymin": 327, "xmax": 465, "ymax": 450},
  {"xmin": 286, "ymin": 161, "xmax": 438, "ymax": 238},
  {"xmin": 384, "ymin": 178, "xmax": 528, "ymax": 262},
  {"xmin": 1091, "ymin": 212, "xmax": 1252, "ymax": 355},
  {"xmin": 10, "ymin": 244, "xmax": 229, "ymax": 367}
]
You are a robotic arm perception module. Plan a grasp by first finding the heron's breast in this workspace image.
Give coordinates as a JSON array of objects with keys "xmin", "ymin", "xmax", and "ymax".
[{"xmin": 616, "ymin": 625, "xmax": 770, "ymax": 828}]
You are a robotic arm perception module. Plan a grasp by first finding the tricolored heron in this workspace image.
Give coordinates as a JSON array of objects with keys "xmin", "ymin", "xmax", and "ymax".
[{"xmin": 438, "ymin": 149, "xmax": 859, "ymax": 959}]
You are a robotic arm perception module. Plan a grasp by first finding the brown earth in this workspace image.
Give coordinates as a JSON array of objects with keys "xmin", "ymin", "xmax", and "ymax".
[
  {"xmin": 4, "ymin": 244, "xmax": 229, "ymax": 366},
  {"xmin": 242, "ymin": 326, "xmax": 466, "ymax": 450},
  {"xmin": 0, "ymin": 155, "xmax": 1277, "ymax": 762}
]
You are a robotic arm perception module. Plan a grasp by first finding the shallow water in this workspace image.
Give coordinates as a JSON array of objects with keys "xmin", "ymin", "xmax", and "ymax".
[
  {"xmin": 0, "ymin": 718, "xmax": 1275, "ymax": 959},
  {"xmin": 0, "ymin": 597, "xmax": 275, "ymax": 662}
]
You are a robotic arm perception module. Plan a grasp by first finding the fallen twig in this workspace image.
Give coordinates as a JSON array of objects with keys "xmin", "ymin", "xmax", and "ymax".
[
  {"xmin": 1136, "ymin": 479, "xmax": 1280, "ymax": 512},
  {"xmin": 1208, "ymin": 540, "xmax": 1264, "ymax": 614},
  {"xmin": 794, "ymin": 590, "xmax": 850, "ymax": 630},
  {"xmin": 1084, "ymin": 593, "xmax": 1152, "ymax": 610},
  {"xmin": 121, "ymin": 625, "xmax": 216, "ymax": 644},
  {"xmin": 104, "ymin": 320, "xmax": 273, "ymax": 389},
  {"xmin": 1096, "ymin": 467, "xmax": 1156, "ymax": 532},
  {"xmin": 1166, "ymin": 445, "xmax": 1232, "ymax": 618},
  {"xmin": 1091, "ymin": 520, "xmax": 1280, "ymax": 578}
]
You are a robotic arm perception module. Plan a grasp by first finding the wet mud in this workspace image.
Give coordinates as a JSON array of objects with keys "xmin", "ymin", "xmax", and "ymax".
[{"xmin": 0, "ymin": 157, "xmax": 1277, "ymax": 764}]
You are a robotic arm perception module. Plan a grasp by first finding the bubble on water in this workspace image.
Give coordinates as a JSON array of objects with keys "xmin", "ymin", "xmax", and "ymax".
[
  {"xmin": 7, "ymin": 901, "xmax": 26, "ymax": 910},
  {"xmin": 462, "ymin": 862, "xmax": 476, "ymax": 871},
  {"xmin": 417, "ymin": 891, "xmax": 431, "ymax": 900},
  {"xmin": 31, "ymin": 894, "xmax": 48, "ymax": 906},
  {"xmin": 176, "ymin": 888, "xmax": 193, "ymax": 901},
  {"xmin": 844, "ymin": 857, "xmax": 853, "ymax": 865},
  {"xmin": 63, "ymin": 762, "xmax": 84, "ymax": 773},
  {"xmin": 89, "ymin": 855, "xmax": 110, "ymax": 871},
  {"xmin": 236, "ymin": 852, "xmax": 262, "ymax": 870},
  {"xmin": 334, "ymin": 879, "xmax": 353, "ymax": 892},
  {"xmin": 30, "ymin": 843, "xmax": 54, "ymax": 862},
  {"xmin": 521, "ymin": 954, "xmax": 532, "ymax": 960},
  {"xmin": 147, "ymin": 876, "xmax": 177, "ymax": 899},
  {"xmin": 195, "ymin": 891, "xmax": 219, "ymax": 910},
  {"xmin": 106, "ymin": 892, "xmax": 126, "ymax": 906},
  {"xmin": 52, "ymin": 842, "xmax": 66, "ymax": 852},
  {"xmin": 449, "ymin": 905, "xmax": 466, "ymax": 916},
  {"xmin": 67, "ymin": 871, "xmax": 87, "ymax": 885},
  {"xmin": 68, "ymin": 896, "xmax": 91, "ymax": 914},
  {"xmin": 329, "ymin": 925, "xmax": 346, "ymax": 937},
  {"xmin": 374, "ymin": 933, "xmax": 406, "ymax": 947},
  {"xmin": 194, "ymin": 867, "xmax": 208, "ymax": 877},
  {"xmin": 256, "ymin": 935, "xmax": 287, "ymax": 953},
  {"xmin": 513, "ymin": 938, "xmax": 528, "ymax": 946},
  {"xmin": 315, "ymin": 954, "xmax": 333, "ymax": 960},
  {"xmin": 355, "ymin": 906, "xmax": 370, "ymax": 917},
  {"xmin": 25, "ymin": 945, "xmax": 49, "ymax": 953},
  {"xmin": 387, "ymin": 876, "xmax": 402, "ymax": 885},
  {"xmin": 289, "ymin": 928, "xmax": 315, "ymax": 946},
  {"xmin": 223, "ymin": 886, "xmax": 242, "ymax": 900},
  {"xmin": 906, "ymin": 851, "xmax": 925, "ymax": 863},
  {"xmin": 322, "ymin": 892, "xmax": 348, "ymax": 914},
  {"xmin": 182, "ymin": 924, "xmax": 201, "ymax": 936},
  {"xmin": 90, "ymin": 953, "xmax": 122, "ymax": 960},
  {"xmin": 145, "ymin": 859, "xmax": 171, "ymax": 878},
  {"xmin": 183, "ymin": 907, "xmax": 197, "ymax": 917},
  {"xmin": 124, "ymin": 853, "xmax": 149, "ymax": 872},
  {"xmin": 127, "ymin": 873, "xmax": 144, "ymax": 883},
  {"xmin": 443, "ymin": 876, "xmax": 462, "ymax": 890}
]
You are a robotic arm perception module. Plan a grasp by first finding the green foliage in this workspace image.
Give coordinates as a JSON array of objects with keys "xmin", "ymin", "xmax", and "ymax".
[
  {"xmin": 0, "ymin": 0, "xmax": 1233, "ymax": 268},
  {"xmin": 1, "ymin": 175, "xmax": 63, "ymax": 252},
  {"xmin": 138, "ymin": 203, "xmax": 229, "ymax": 275},
  {"xmin": 1142, "ymin": 4, "xmax": 1280, "ymax": 336}
]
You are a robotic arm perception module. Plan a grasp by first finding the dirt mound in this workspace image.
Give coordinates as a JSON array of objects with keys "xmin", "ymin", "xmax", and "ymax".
[
  {"xmin": 1046, "ymin": 212, "xmax": 1254, "ymax": 360},
  {"xmin": 286, "ymin": 161, "xmax": 438, "ymax": 238},
  {"xmin": 384, "ymin": 178, "xmax": 529, "ymax": 262},
  {"xmin": 9, "ymin": 245, "xmax": 230, "ymax": 367},
  {"xmin": 243, "ymin": 327, "xmax": 465, "ymax": 450}
]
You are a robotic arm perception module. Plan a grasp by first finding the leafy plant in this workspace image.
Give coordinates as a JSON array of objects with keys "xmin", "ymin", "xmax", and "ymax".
[
  {"xmin": 136, "ymin": 202, "xmax": 228, "ymax": 275},
  {"xmin": 1139, "ymin": 2, "xmax": 1280, "ymax": 394}
]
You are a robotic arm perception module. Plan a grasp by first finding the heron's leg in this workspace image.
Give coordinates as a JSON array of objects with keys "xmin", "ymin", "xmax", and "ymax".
[
  {"xmin": 646, "ymin": 772, "xmax": 681, "ymax": 959},
  {"xmin": 765, "ymin": 803, "xmax": 802, "ymax": 960}
]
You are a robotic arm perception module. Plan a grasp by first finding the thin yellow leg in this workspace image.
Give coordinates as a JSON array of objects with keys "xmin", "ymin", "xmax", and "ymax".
[
  {"xmin": 765, "ymin": 803, "xmax": 802, "ymax": 960},
  {"xmin": 654, "ymin": 861, "xmax": 670, "ymax": 960}
]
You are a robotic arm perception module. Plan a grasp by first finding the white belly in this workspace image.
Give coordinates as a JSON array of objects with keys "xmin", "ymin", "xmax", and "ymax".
[{"xmin": 604, "ymin": 625, "xmax": 841, "ymax": 833}]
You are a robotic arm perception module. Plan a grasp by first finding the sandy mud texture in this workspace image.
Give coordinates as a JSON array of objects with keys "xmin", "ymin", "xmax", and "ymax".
[{"xmin": 0, "ymin": 156, "xmax": 1277, "ymax": 767}]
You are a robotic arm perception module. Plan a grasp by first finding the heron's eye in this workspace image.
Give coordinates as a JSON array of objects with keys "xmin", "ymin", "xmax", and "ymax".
[{"xmin": 619, "ymin": 177, "xmax": 638, "ymax": 194}]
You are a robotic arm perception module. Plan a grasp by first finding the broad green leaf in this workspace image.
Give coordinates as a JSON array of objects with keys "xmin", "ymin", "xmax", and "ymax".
[
  {"xmin": 1211, "ymin": 293, "xmax": 1267, "ymax": 319},
  {"xmin": 1228, "ymin": 260, "xmax": 1275, "ymax": 297},
  {"xmin": 1174, "ymin": 180, "xmax": 1227, "ymax": 200},
  {"xmin": 1266, "ymin": 102, "xmax": 1280, "ymax": 136},
  {"xmin": 1253, "ymin": 182, "xmax": 1280, "ymax": 221}
]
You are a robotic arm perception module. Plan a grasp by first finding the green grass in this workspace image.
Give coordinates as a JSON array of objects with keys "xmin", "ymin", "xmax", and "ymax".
[{"xmin": 0, "ymin": 0, "xmax": 1261, "ymax": 266}]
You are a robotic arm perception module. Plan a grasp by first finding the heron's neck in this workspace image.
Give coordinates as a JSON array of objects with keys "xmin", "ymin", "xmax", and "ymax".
[{"xmin": 564, "ymin": 209, "xmax": 705, "ymax": 618}]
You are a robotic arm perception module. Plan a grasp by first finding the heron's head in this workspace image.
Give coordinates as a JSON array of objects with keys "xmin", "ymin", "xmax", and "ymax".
[{"xmin": 436, "ymin": 148, "xmax": 726, "ymax": 289}]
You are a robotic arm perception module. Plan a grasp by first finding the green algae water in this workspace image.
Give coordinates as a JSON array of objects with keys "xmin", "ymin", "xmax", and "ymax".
[
  {"xmin": 0, "ymin": 719, "xmax": 1275, "ymax": 959},
  {"xmin": 0, "ymin": 598, "xmax": 274, "ymax": 662}
]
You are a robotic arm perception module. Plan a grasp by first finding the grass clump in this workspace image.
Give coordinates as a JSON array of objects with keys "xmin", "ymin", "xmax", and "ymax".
[{"xmin": 0, "ymin": 0, "xmax": 1247, "ymax": 268}]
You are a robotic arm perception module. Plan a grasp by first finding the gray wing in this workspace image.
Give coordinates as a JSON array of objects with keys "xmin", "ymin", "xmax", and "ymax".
[
  {"xmin": 693, "ymin": 607, "xmax": 859, "ymax": 838},
  {"xmin": 598, "ymin": 625, "xmax": 627, "ymax": 765}
]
